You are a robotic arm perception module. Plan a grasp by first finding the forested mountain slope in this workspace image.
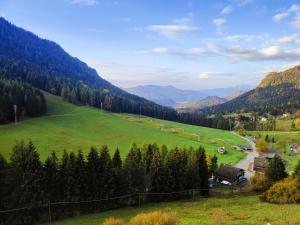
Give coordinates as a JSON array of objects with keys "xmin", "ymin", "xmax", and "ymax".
[
  {"xmin": 0, "ymin": 17, "xmax": 177, "ymax": 121},
  {"xmin": 176, "ymin": 96, "xmax": 227, "ymax": 111},
  {"xmin": 201, "ymin": 66, "xmax": 300, "ymax": 115}
]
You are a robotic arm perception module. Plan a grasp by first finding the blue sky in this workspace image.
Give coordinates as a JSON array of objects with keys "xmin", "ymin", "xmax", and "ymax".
[{"xmin": 1, "ymin": 0, "xmax": 300, "ymax": 89}]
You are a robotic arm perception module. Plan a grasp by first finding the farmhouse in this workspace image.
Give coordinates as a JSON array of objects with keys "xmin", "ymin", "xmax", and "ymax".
[
  {"xmin": 239, "ymin": 145, "xmax": 253, "ymax": 151},
  {"xmin": 215, "ymin": 165, "xmax": 245, "ymax": 184},
  {"xmin": 218, "ymin": 147, "xmax": 226, "ymax": 154}
]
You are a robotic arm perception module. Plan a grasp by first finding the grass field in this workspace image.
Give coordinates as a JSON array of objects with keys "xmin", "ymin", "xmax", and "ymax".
[
  {"xmin": 48, "ymin": 195, "xmax": 300, "ymax": 225},
  {"xmin": 0, "ymin": 92, "xmax": 247, "ymax": 162}
]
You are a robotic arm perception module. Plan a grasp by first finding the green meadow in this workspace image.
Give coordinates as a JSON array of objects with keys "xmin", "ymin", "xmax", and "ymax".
[
  {"xmin": 48, "ymin": 195, "xmax": 300, "ymax": 225},
  {"xmin": 0, "ymin": 92, "xmax": 247, "ymax": 162}
]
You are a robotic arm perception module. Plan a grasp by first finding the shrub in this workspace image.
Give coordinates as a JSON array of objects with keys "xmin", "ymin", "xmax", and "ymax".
[
  {"xmin": 238, "ymin": 129, "xmax": 246, "ymax": 136},
  {"xmin": 262, "ymin": 177, "xmax": 300, "ymax": 204},
  {"xmin": 102, "ymin": 218, "xmax": 126, "ymax": 225},
  {"xmin": 250, "ymin": 173, "xmax": 270, "ymax": 191},
  {"xmin": 129, "ymin": 211, "xmax": 179, "ymax": 225}
]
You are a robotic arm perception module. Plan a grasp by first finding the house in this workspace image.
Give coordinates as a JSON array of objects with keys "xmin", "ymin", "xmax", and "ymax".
[
  {"xmin": 289, "ymin": 144, "xmax": 300, "ymax": 153},
  {"xmin": 215, "ymin": 165, "xmax": 245, "ymax": 184},
  {"xmin": 253, "ymin": 156, "xmax": 272, "ymax": 173}
]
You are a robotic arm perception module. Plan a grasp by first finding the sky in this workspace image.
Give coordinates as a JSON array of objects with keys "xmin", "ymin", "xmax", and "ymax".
[{"xmin": 1, "ymin": 0, "xmax": 300, "ymax": 90}]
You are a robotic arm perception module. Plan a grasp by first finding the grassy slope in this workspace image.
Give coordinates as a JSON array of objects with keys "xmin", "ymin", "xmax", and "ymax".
[
  {"xmin": 0, "ymin": 92, "xmax": 247, "ymax": 162},
  {"xmin": 260, "ymin": 131, "xmax": 300, "ymax": 171},
  {"xmin": 49, "ymin": 195, "xmax": 300, "ymax": 225}
]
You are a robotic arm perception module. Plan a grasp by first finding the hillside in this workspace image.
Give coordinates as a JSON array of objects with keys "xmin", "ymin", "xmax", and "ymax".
[
  {"xmin": 0, "ymin": 92, "xmax": 247, "ymax": 162},
  {"xmin": 0, "ymin": 17, "xmax": 177, "ymax": 121},
  {"xmin": 48, "ymin": 195, "xmax": 300, "ymax": 225},
  {"xmin": 176, "ymin": 96, "xmax": 227, "ymax": 112},
  {"xmin": 125, "ymin": 85, "xmax": 251, "ymax": 107},
  {"xmin": 202, "ymin": 66, "xmax": 300, "ymax": 115}
]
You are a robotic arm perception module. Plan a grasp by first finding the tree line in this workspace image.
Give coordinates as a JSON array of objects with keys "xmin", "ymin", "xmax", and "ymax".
[
  {"xmin": 0, "ymin": 78, "xmax": 46, "ymax": 124},
  {"xmin": 0, "ymin": 141, "xmax": 216, "ymax": 225}
]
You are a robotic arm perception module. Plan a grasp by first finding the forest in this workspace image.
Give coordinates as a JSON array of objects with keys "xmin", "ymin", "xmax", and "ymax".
[
  {"xmin": 0, "ymin": 79, "xmax": 46, "ymax": 124},
  {"xmin": 0, "ymin": 141, "xmax": 215, "ymax": 225}
]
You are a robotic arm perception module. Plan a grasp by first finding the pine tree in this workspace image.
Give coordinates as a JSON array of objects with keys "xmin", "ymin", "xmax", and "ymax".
[
  {"xmin": 210, "ymin": 155, "xmax": 218, "ymax": 176},
  {"xmin": 265, "ymin": 155, "xmax": 288, "ymax": 185},
  {"xmin": 9, "ymin": 140, "xmax": 44, "ymax": 224},
  {"xmin": 58, "ymin": 150, "xmax": 69, "ymax": 201},
  {"xmin": 86, "ymin": 147, "xmax": 100, "ymax": 199},
  {"xmin": 198, "ymin": 147, "xmax": 209, "ymax": 196},
  {"xmin": 185, "ymin": 151, "xmax": 200, "ymax": 190},
  {"xmin": 265, "ymin": 134, "xmax": 269, "ymax": 142},
  {"xmin": 123, "ymin": 144, "xmax": 145, "ymax": 193},
  {"xmin": 43, "ymin": 152, "xmax": 59, "ymax": 202},
  {"xmin": 0, "ymin": 154, "xmax": 8, "ymax": 210},
  {"xmin": 75, "ymin": 150, "xmax": 87, "ymax": 201},
  {"xmin": 112, "ymin": 149, "xmax": 125, "ymax": 196},
  {"xmin": 99, "ymin": 145, "xmax": 114, "ymax": 198}
]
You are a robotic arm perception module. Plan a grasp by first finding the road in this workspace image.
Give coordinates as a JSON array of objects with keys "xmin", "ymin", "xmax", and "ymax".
[{"xmin": 234, "ymin": 133, "xmax": 258, "ymax": 178}]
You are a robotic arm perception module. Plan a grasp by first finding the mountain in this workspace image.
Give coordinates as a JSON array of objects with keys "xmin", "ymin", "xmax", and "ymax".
[
  {"xmin": 125, "ymin": 85, "xmax": 252, "ymax": 107},
  {"xmin": 0, "ymin": 17, "xmax": 178, "ymax": 121},
  {"xmin": 201, "ymin": 66, "xmax": 300, "ymax": 115},
  {"xmin": 225, "ymin": 91, "xmax": 244, "ymax": 101},
  {"xmin": 176, "ymin": 96, "xmax": 227, "ymax": 112}
]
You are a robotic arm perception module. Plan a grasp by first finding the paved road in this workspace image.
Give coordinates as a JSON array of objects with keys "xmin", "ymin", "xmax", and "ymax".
[{"xmin": 234, "ymin": 133, "xmax": 258, "ymax": 178}]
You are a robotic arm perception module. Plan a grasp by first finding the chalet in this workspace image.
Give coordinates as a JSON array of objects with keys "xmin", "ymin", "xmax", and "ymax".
[{"xmin": 215, "ymin": 165, "xmax": 245, "ymax": 184}]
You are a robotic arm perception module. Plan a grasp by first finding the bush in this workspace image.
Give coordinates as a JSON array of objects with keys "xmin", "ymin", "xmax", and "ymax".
[
  {"xmin": 250, "ymin": 173, "xmax": 270, "ymax": 191},
  {"xmin": 238, "ymin": 129, "xmax": 246, "ymax": 136},
  {"xmin": 129, "ymin": 211, "xmax": 179, "ymax": 225},
  {"xmin": 102, "ymin": 218, "xmax": 125, "ymax": 225},
  {"xmin": 256, "ymin": 139, "xmax": 269, "ymax": 153},
  {"xmin": 262, "ymin": 177, "xmax": 300, "ymax": 204}
]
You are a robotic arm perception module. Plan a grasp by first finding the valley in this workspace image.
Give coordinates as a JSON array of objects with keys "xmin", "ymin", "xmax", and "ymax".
[{"xmin": 0, "ymin": 92, "xmax": 247, "ymax": 163}]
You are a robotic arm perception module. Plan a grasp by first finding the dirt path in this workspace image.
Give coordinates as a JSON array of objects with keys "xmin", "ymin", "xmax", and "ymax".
[{"xmin": 233, "ymin": 132, "xmax": 258, "ymax": 178}]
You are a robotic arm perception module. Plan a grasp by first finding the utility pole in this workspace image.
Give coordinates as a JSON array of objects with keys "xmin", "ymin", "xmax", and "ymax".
[{"xmin": 14, "ymin": 104, "xmax": 17, "ymax": 126}]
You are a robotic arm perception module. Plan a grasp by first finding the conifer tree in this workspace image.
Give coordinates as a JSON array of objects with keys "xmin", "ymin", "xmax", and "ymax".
[
  {"xmin": 265, "ymin": 155, "xmax": 288, "ymax": 185},
  {"xmin": 185, "ymin": 151, "xmax": 200, "ymax": 190},
  {"xmin": 0, "ymin": 154, "xmax": 8, "ymax": 210},
  {"xmin": 112, "ymin": 149, "xmax": 125, "ymax": 196},
  {"xmin": 198, "ymin": 147, "xmax": 209, "ymax": 196},
  {"xmin": 43, "ymin": 152, "xmax": 59, "ymax": 202},
  {"xmin": 86, "ymin": 147, "xmax": 100, "ymax": 199},
  {"xmin": 9, "ymin": 140, "xmax": 44, "ymax": 223},
  {"xmin": 99, "ymin": 145, "xmax": 114, "ymax": 198},
  {"xmin": 58, "ymin": 150, "xmax": 69, "ymax": 201}
]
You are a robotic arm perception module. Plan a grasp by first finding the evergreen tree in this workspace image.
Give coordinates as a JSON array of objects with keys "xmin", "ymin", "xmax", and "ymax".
[
  {"xmin": 99, "ymin": 145, "xmax": 114, "ymax": 198},
  {"xmin": 265, "ymin": 155, "xmax": 288, "ymax": 185},
  {"xmin": 112, "ymin": 149, "xmax": 125, "ymax": 196},
  {"xmin": 149, "ymin": 150, "xmax": 166, "ymax": 194},
  {"xmin": 165, "ymin": 148, "xmax": 185, "ymax": 192},
  {"xmin": 210, "ymin": 155, "xmax": 218, "ymax": 176},
  {"xmin": 0, "ymin": 154, "xmax": 9, "ymax": 210},
  {"xmin": 198, "ymin": 147, "xmax": 209, "ymax": 196},
  {"xmin": 185, "ymin": 151, "xmax": 200, "ymax": 190},
  {"xmin": 43, "ymin": 152, "xmax": 59, "ymax": 202},
  {"xmin": 123, "ymin": 144, "xmax": 145, "ymax": 193},
  {"xmin": 265, "ymin": 134, "xmax": 269, "ymax": 142},
  {"xmin": 75, "ymin": 150, "xmax": 87, "ymax": 201},
  {"xmin": 9, "ymin": 141, "xmax": 44, "ymax": 224},
  {"xmin": 86, "ymin": 147, "xmax": 100, "ymax": 200},
  {"xmin": 58, "ymin": 150, "xmax": 69, "ymax": 201}
]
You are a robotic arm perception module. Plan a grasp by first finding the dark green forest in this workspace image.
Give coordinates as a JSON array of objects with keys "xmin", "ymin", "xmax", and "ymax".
[
  {"xmin": 0, "ymin": 79, "xmax": 46, "ymax": 123},
  {"xmin": 0, "ymin": 141, "xmax": 214, "ymax": 225}
]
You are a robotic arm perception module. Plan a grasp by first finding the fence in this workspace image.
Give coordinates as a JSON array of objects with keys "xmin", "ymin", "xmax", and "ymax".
[{"xmin": 0, "ymin": 187, "xmax": 243, "ymax": 225}]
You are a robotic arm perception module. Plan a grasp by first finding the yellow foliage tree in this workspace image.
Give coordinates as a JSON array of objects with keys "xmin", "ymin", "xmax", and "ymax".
[
  {"xmin": 102, "ymin": 218, "xmax": 125, "ymax": 225},
  {"xmin": 129, "ymin": 211, "xmax": 179, "ymax": 225},
  {"xmin": 295, "ymin": 118, "xmax": 300, "ymax": 130},
  {"xmin": 256, "ymin": 139, "xmax": 269, "ymax": 153}
]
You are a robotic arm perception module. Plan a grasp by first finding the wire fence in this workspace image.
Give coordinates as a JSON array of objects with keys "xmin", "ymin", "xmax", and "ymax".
[{"xmin": 0, "ymin": 187, "xmax": 242, "ymax": 225}]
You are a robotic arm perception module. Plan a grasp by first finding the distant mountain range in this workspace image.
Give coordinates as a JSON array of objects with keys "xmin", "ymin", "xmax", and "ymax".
[
  {"xmin": 201, "ymin": 66, "xmax": 300, "ymax": 115},
  {"xmin": 176, "ymin": 96, "xmax": 228, "ymax": 112},
  {"xmin": 125, "ymin": 85, "xmax": 252, "ymax": 107}
]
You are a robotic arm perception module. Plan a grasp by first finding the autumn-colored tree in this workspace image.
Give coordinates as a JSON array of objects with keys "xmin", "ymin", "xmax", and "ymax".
[{"xmin": 256, "ymin": 139, "xmax": 269, "ymax": 153}]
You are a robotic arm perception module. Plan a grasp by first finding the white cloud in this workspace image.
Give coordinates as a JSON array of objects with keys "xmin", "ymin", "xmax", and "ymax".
[
  {"xmin": 208, "ymin": 43, "xmax": 300, "ymax": 61},
  {"xmin": 71, "ymin": 0, "xmax": 99, "ymax": 6},
  {"xmin": 233, "ymin": 0, "xmax": 254, "ymax": 6},
  {"xmin": 222, "ymin": 34, "xmax": 266, "ymax": 42},
  {"xmin": 213, "ymin": 18, "xmax": 226, "ymax": 26},
  {"xmin": 147, "ymin": 24, "xmax": 198, "ymax": 38},
  {"xmin": 291, "ymin": 16, "xmax": 300, "ymax": 29},
  {"xmin": 275, "ymin": 34, "xmax": 300, "ymax": 44},
  {"xmin": 198, "ymin": 72, "xmax": 209, "ymax": 79},
  {"xmin": 273, "ymin": 12, "xmax": 289, "ymax": 22},
  {"xmin": 221, "ymin": 5, "xmax": 233, "ymax": 15},
  {"xmin": 134, "ymin": 47, "xmax": 205, "ymax": 57},
  {"xmin": 290, "ymin": 4, "xmax": 300, "ymax": 13}
]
